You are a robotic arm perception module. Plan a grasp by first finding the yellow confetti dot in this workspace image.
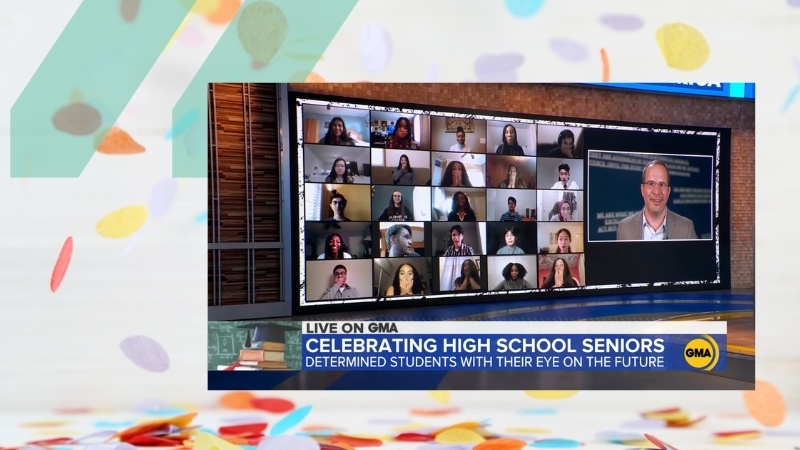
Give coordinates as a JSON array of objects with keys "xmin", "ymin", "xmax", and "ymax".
[
  {"xmin": 428, "ymin": 390, "xmax": 451, "ymax": 405},
  {"xmin": 523, "ymin": 390, "xmax": 578, "ymax": 400},
  {"xmin": 96, "ymin": 205, "xmax": 148, "ymax": 238},
  {"xmin": 178, "ymin": 0, "xmax": 221, "ymax": 14},
  {"xmin": 505, "ymin": 427, "xmax": 550, "ymax": 434},
  {"xmin": 195, "ymin": 431, "xmax": 242, "ymax": 450},
  {"xmin": 435, "ymin": 427, "xmax": 485, "ymax": 444},
  {"xmin": 237, "ymin": 1, "xmax": 288, "ymax": 64},
  {"xmin": 432, "ymin": 421, "xmax": 481, "ymax": 436},
  {"xmin": 391, "ymin": 422, "xmax": 428, "ymax": 432},
  {"xmin": 655, "ymin": 23, "xmax": 709, "ymax": 71}
]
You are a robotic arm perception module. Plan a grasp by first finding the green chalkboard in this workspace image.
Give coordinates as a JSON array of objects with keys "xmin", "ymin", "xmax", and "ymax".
[{"xmin": 208, "ymin": 320, "xmax": 302, "ymax": 370}]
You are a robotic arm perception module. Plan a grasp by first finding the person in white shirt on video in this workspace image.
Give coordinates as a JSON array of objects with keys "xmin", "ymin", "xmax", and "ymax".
[{"xmin": 550, "ymin": 163, "xmax": 579, "ymax": 190}]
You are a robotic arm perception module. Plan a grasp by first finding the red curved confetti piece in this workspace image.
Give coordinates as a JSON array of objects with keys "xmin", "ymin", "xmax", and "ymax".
[
  {"xmin": 219, "ymin": 422, "xmax": 268, "ymax": 436},
  {"xmin": 330, "ymin": 434, "xmax": 384, "ymax": 447},
  {"xmin": 250, "ymin": 397, "xmax": 295, "ymax": 413},
  {"xmin": 26, "ymin": 437, "xmax": 74, "ymax": 445},
  {"xmin": 50, "ymin": 236, "xmax": 73, "ymax": 292},
  {"xmin": 645, "ymin": 433, "xmax": 679, "ymax": 450},
  {"xmin": 713, "ymin": 429, "xmax": 760, "ymax": 437},
  {"xmin": 394, "ymin": 432, "xmax": 434, "ymax": 442}
]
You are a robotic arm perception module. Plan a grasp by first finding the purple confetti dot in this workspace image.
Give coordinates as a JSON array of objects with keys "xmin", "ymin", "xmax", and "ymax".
[
  {"xmin": 148, "ymin": 178, "xmax": 179, "ymax": 219},
  {"xmin": 549, "ymin": 39, "xmax": 590, "ymax": 62},
  {"xmin": 119, "ymin": 335, "xmax": 170, "ymax": 372},
  {"xmin": 256, "ymin": 435, "xmax": 320, "ymax": 450},
  {"xmin": 599, "ymin": 13, "xmax": 644, "ymax": 31},
  {"xmin": 474, "ymin": 53, "xmax": 524, "ymax": 82},
  {"xmin": 360, "ymin": 23, "xmax": 392, "ymax": 73},
  {"xmin": 789, "ymin": 0, "xmax": 800, "ymax": 7},
  {"xmin": 620, "ymin": 419, "xmax": 666, "ymax": 429}
]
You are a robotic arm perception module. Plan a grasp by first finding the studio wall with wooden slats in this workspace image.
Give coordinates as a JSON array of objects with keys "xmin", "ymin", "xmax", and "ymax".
[{"xmin": 208, "ymin": 83, "xmax": 289, "ymax": 317}]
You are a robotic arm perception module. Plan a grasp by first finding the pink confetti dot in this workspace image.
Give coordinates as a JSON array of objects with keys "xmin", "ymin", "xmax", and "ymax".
[{"xmin": 50, "ymin": 236, "xmax": 73, "ymax": 293}]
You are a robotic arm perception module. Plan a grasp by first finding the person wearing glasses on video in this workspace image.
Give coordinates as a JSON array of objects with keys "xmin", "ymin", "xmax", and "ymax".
[
  {"xmin": 319, "ymin": 265, "xmax": 361, "ymax": 300},
  {"xmin": 616, "ymin": 160, "xmax": 698, "ymax": 241}
]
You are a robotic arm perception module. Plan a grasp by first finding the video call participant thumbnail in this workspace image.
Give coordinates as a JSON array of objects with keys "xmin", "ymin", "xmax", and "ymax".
[
  {"xmin": 319, "ymin": 264, "xmax": 361, "ymax": 300},
  {"xmin": 551, "ymin": 163, "xmax": 579, "ymax": 190},
  {"xmin": 385, "ymin": 224, "xmax": 421, "ymax": 257},
  {"xmin": 616, "ymin": 160, "xmax": 699, "ymax": 241},
  {"xmin": 385, "ymin": 262, "xmax": 426, "ymax": 297}
]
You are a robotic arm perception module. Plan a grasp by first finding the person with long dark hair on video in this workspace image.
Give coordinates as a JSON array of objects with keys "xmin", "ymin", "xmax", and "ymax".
[
  {"xmin": 317, "ymin": 233, "xmax": 352, "ymax": 259},
  {"xmin": 493, "ymin": 262, "xmax": 534, "ymax": 290},
  {"xmin": 378, "ymin": 191, "xmax": 414, "ymax": 221},
  {"xmin": 318, "ymin": 117, "xmax": 355, "ymax": 146},
  {"xmin": 447, "ymin": 191, "xmax": 477, "ymax": 222},
  {"xmin": 497, "ymin": 226, "xmax": 525, "ymax": 255},
  {"xmin": 496, "ymin": 124, "xmax": 524, "ymax": 156},
  {"xmin": 440, "ymin": 161, "xmax": 472, "ymax": 187},
  {"xmin": 454, "ymin": 258, "xmax": 481, "ymax": 291},
  {"xmin": 555, "ymin": 228, "xmax": 573, "ymax": 253},
  {"xmin": 392, "ymin": 154, "xmax": 416, "ymax": 185},
  {"xmin": 542, "ymin": 257, "xmax": 579, "ymax": 288},
  {"xmin": 497, "ymin": 164, "xmax": 528, "ymax": 188},
  {"xmin": 386, "ymin": 117, "xmax": 420, "ymax": 149},
  {"xmin": 385, "ymin": 263, "xmax": 425, "ymax": 297},
  {"xmin": 324, "ymin": 158, "xmax": 354, "ymax": 184}
]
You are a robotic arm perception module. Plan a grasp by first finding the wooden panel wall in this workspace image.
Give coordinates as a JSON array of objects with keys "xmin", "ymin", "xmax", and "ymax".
[{"xmin": 208, "ymin": 83, "xmax": 282, "ymax": 306}]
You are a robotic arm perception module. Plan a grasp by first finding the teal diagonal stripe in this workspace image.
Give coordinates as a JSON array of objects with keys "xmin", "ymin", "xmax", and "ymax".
[
  {"xmin": 11, "ymin": 0, "xmax": 191, "ymax": 178},
  {"xmin": 173, "ymin": 0, "xmax": 358, "ymax": 178}
]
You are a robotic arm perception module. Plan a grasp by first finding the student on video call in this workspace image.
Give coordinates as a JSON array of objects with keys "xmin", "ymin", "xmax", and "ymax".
[
  {"xmin": 378, "ymin": 191, "xmax": 414, "ymax": 221},
  {"xmin": 548, "ymin": 130, "xmax": 578, "ymax": 158},
  {"xmin": 555, "ymin": 228, "xmax": 573, "ymax": 253},
  {"xmin": 454, "ymin": 259, "xmax": 481, "ymax": 291},
  {"xmin": 317, "ymin": 233, "xmax": 352, "ymax": 259},
  {"xmin": 319, "ymin": 264, "xmax": 361, "ymax": 299},
  {"xmin": 385, "ymin": 224, "xmax": 421, "ymax": 257},
  {"xmin": 392, "ymin": 154, "xmax": 416, "ymax": 185},
  {"xmin": 385, "ymin": 263, "xmax": 425, "ymax": 297},
  {"xmin": 443, "ymin": 225, "xmax": 475, "ymax": 256},
  {"xmin": 493, "ymin": 262, "xmax": 534, "ymax": 290},
  {"xmin": 498, "ymin": 164, "xmax": 528, "ymax": 189},
  {"xmin": 497, "ymin": 226, "xmax": 525, "ymax": 255},
  {"xmin": 318, "ymin": 117, "xmax": 355, "ymax": 146},
  {"xmin": 325, "ymin": 193, "xmax": 351, "ymax": 222},
  {"xmin": 542, "ymin": 258, "xmax": 580, "ymax": 288},
  {"xmin": 447, "ymin": 191, "xmax": 477, "ymax": 222},
  {"xmin": 500, "ymin": 196, "xmax": 523, "ymax": 222},
  {"xmin": 449, "ymin": 126, "xmax": 472, "ymax": 152},
  {"xmin": 324, "ymin": 158, "xmax": 354, "ymax": 184},
  {"xmin": 496, "ymin": 124, "xmax": 525, "ymax": 156},
  {"xmin": 551, "ymin": 163, "xmax": 579, "ymax": 189},
  {"xmin": 616, "ymin": 160, "xmax": 699, "ymax": 241},
  {"xmin": 441, "ymin": 161, "xmax": 473, "ymax": 187},
  {"xmin": 385, "ymin": 117, "xmax": 420, "ymax": 149},
  {"xmin": 550, "ymin": 200, "xmax": 574, "ymax": 222}
]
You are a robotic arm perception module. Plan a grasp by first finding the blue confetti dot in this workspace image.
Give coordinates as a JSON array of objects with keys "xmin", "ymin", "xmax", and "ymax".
[
  {"xmin": 529, "ymin": 438, "xmax": 582, "ymax": 448},
  {"xmin": 506, "ymin": 0, "xmax": 545, "ymax": 17},
  {"xmin": 166, "ymin": 107, "xmax": 200, "ymax": 139},
  {"xmin": 268, "ymin": 404, "xmax": 312, "ymax": 436}
]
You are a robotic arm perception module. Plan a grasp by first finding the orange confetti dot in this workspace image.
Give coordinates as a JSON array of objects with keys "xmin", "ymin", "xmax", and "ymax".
[
  {"xmin": 330, "ymin": 434, "xmax": 384, "ymax": 447},
  {"xmin": 600, "ymin": 47, "xmax": 610, "ymax": 82},
  {"xmin": 305, "ymin": 72, "xmax": 326, "ymax": 83},
  {"xmin": 473, "ymin": 438, "xmax": 528, "ymax": 449},
  {"xmin": 219, "ymin": 391, "xmax": 256, "ymax": 409},
  {"xmin": 206, "ymin": 0, "xmax": 241, "ymax": 24},
  {"xmin": 50, "ymin": 236, "xmax": 73, "ymax": 293},
  {"xmin": 96, "ymin": 126, "xmax": 145, "ymax": 154},
  {"xmin": 743, "ymin": 380, "xmax": 787, "ymax": 427}
]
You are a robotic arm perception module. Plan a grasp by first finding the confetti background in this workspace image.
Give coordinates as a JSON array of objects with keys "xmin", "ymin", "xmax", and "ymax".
[{"xmin": 0, "ymin": 0, "xmax": 797, "ymax": 448}]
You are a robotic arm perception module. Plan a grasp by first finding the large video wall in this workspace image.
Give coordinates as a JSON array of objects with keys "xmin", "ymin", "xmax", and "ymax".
[{"xmin": 291, "ymin": 90, "xmax": 728, "ymax": 309}]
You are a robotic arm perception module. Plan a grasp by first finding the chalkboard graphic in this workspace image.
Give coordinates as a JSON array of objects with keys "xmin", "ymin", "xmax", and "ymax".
[{"xmin": 208, "ymin": 321, "xmax": 301, "ymax": 370}]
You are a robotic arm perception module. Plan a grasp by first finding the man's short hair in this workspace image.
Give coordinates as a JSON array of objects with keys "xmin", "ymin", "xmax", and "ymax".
[
  {"xmin": 507, "ymin": 196, "xmax": 517, "ymax": 204},
  {"xmin": 558, "ymin": 163, "xmax": 570, "ymax": 173},
  {"xmin": 332, "ymin": 264, "xmax": 347, "ymax": 275},
  {"xmin": 331, "ymin": 192, "xmax": 347, "ymax": 208},
  {"xmin": 641, "ymin": 160, "xmax": 671, "ymax": 185},
  {"xmin": 386, "ymin": 224, "xmax": 412, "ymax": 248},
  {"xmin": 449, "ymin": 224, "xmax": 463, "ymax": 235}
]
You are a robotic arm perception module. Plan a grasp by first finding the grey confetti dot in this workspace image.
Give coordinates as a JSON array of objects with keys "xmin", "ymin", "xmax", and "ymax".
[
  {"xmin": 52, "ymin": 103, "xmax": 102, "ymax": 136},
  {"xmin": 600, "ymin": 13, "xmax": 644, "ymax": 31},
  {"xmin": 474, "ymin": 53, "xmax": 524, "ymax": 82},
  {"xmin": 550, "ymin": 39, "xmax": 590, "ymax": 62}
]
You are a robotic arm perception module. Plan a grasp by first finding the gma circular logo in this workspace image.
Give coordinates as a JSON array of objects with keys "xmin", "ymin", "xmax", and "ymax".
[{"xmin": 683, "ymin": 335, "xmax": 720, "ymax": 370}]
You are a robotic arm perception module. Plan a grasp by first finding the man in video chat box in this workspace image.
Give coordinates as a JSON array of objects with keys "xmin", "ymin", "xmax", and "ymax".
[
  {"xmin": 616, "ymin": 160, "xmax": 698, "ymax": 241},
  {"xmin": 550, "ymin": 163, "xmax": 579, "ymax": 190},
  {"xmin": 386, "ymin": 224, "xmax": 421, "ymax": 257},
  {"xmin": 319, "ymin": 264, "xmax": 362, "ymax": 300}
]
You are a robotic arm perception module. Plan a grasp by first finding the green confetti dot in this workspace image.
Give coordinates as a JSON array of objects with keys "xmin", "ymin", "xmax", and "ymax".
[{"xmin": 237, "ymin": 0, "xmax": 288, "ymax": 64}]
